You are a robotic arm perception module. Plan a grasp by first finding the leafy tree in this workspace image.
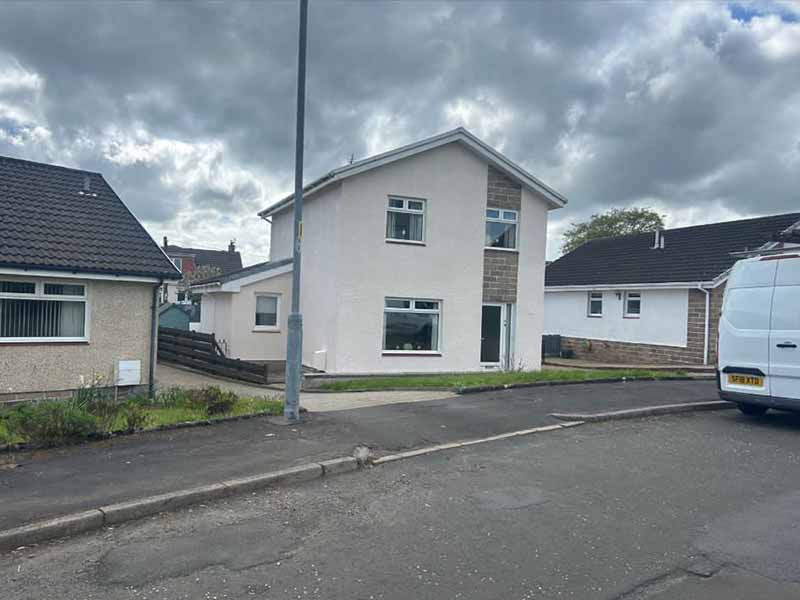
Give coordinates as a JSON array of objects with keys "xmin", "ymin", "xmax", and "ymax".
[{"xmin": 561, "ymin": 207, "xmax": 666, "ymax": 254}]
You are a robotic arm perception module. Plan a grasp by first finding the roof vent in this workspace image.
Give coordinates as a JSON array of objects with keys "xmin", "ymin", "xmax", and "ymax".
[
  {"xmin": 228, "ymin": 239, "xmax": 236, "ymax": 253},
  {"xmin": 78, "ymin": 175, "xmax": 98, "ymax": 197}
]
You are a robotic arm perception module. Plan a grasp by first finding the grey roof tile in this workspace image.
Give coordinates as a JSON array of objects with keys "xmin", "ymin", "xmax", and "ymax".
[
  {"xmin": 545, "ymin": 212, "xmax": 800, "ymax": 287},
  {"xmin": 0, "ymin": 155, "xmax": 180, "ymax": 279}
]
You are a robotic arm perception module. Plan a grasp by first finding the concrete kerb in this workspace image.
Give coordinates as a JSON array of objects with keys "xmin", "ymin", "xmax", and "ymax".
[
  {"xmin": 551, "ymin": 400, "xmax": 735, "ymax": 423},
  {"xmin": 455, "ymin": 375, "xmax": 711, "ymax": 395}
]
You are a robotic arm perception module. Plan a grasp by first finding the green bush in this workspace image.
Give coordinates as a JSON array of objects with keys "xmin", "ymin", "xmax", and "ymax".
[
  {"xmin": 119, "ymin": 398, "xmax": 150, "ymax": 433},
  {"xmin": 5, "ymin": 399, "xmax": 99, "ymax": 447},
  {"xmin": 195, "ymin": 386, "xmax": 237, "ymax": 416},
  {"xmin": 157, "ymin": 386, "xmax": 237, "ymax": 416}
]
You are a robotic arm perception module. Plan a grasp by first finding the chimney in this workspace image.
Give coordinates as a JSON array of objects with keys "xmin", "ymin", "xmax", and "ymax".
[
  {"xmin": 163, "ymin": 236, "xmax": 168, "ymax": 249},
  {"xmin": 83, "ymin": 176, "xmax": 91, "ymax": 193},
  {"xmin": 228, "ymin": 239, "xmax": 236, "ymax": 253}
]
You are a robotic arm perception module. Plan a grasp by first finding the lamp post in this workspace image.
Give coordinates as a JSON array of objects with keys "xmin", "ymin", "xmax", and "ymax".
[{"xmin": 284, "ymin": 0, "xmax": 308, "ymax": 421}]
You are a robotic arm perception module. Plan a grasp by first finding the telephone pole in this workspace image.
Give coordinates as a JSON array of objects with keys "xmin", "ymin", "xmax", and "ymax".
[{"xmin": 284, "ymin": 0, "xmax": 308, "ymax": 421}]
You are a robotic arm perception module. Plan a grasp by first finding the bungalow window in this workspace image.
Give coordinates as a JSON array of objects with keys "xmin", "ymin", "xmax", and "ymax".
[
  {"xmin": 383, "ymin": 297, "xmax": 440, "ymax": 352},
  {"xmin": 587, "ymin": 292, "xmax": 603, "ymax": 317},
  {"xmin": 485, "ymin": 209, "xmax": 518, "ymax": 249},
  {"xmin": 624, "ymin": 291, "xmax": 641, "ymax": 318},
  {"xmin": 0, "ymin": 280, "xmax": 87, "ymax": 341},
  {"xmin": 254, "ymin": 294, "xmax": 279, "ymax": 330},
  {"xmin": 386, "ymin": 197, "xmax": 425, "ymax": 243}
]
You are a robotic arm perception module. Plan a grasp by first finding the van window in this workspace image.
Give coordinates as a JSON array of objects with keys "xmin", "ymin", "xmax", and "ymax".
[
  {"xmin": 771, "ymin": 287, "xmax": 800, "ymax": 331},
  {"xmin": 724, "ymin": 288, "xmax": 773, "ymax": 330},
  {"xmin": 728, "ymin": 260, "xmax": 777, "ymax": 289},
  {"xmin": 775, "ymin": 257, "xmax": 800, "ymax": 287}
]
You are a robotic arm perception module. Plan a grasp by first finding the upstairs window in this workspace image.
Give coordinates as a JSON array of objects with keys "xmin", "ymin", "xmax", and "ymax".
[
  {"xmin": 172, "ymin": 257, "xmax": 184, "ymax": 272},
  {"xmin": 587, "ymin": 292, "xmax": 603, "ymax": 317},
  {"xmin": 383, "ymin": 297, "xmax": 440, "ymax": 352},
  {"xmin": 624, "ymin": 291, "xmax": 641, "ymax": 318},
  {"xmin": 386, "ymin": 197, "xmax": 425, "ymax": 243},
  {"xmin": 0, "ymin": 280, "xmax": 87, "ymax": 341},
  {"xmin": 485, "ymin": 209, "xmax": 518, "ymax": 249}
]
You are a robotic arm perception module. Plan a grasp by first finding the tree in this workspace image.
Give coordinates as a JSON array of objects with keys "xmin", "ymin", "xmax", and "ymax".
[{"xmin": 561, "ymin": 207, "xmax": 666, "ymax": 254}]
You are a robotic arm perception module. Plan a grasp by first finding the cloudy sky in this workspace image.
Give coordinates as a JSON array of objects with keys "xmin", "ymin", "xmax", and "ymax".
[{"xmin": 1, "ymin": 1, "xmax": 799, "ymax": 263}]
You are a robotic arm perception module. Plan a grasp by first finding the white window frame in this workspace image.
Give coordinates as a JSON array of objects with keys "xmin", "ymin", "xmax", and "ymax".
[
  {"xmin": 485, "ymin": 208, "xmax": 519, "ymax": 251},
  {"xmin": 0, "ymin": 279, "xmax": 90, "ymax": 343},
  {"xmin": 253, "ymin": 293, "xmax": 281, "ymax": 332},
  {"xmin": 624, "ymin": 291, "xmax": 642, "ymax": 318},
  {"xmin": 587, "ymin": 291, "xmax": 603, "ymax": 318},
  {"xmin": 386, "ymin": 196, "xmax": 426, "ymax": 244},
  {"xmin": 382, "ymin": 297, "xmax": 442, "ymax": 354},
  {"xmin": 172, "ymin": 257, "xmax": 184, "ymax": 272}
]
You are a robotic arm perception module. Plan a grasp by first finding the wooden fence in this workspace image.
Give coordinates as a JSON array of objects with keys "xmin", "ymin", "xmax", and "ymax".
[{"xmin": 157, "ymin": 327, "xmax": 270, "ymax": 385}]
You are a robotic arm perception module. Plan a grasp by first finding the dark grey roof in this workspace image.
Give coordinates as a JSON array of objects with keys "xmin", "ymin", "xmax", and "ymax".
[
  {"xmin": 0, "ymin": 155, "xmax": 180, "ymax": 279},
  {"xmin": 545, "ymin": 212, "xmax": 800, "ymax": 287},
  {"xmin": 190, "ymin": 257, "xmax": 293, "ymax": 286},
  {"xmin": 164, "ymin": 244, "xmax": 243, "ymax": 274}
]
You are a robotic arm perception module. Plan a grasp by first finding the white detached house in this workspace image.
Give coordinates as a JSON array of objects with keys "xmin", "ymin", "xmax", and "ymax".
[{"xmin": 192, "ymin": 128, "xmax": 566, "ymax": 374}]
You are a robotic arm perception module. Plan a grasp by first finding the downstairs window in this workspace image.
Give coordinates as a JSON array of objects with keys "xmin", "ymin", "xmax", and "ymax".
[
  {"xmin": 0, "ymin": 280, "xmax": 87, "ymax": 341},
  {"xmin": 383, "ymin": 297, "xmax": 441, "ymax": 352}
]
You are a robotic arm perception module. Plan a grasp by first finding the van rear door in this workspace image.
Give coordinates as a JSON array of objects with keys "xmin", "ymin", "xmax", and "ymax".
[
  {"xmin": 769, "ymin": 256, "xmax": 800, "ymax": 401},
  {"xmin": 718, "ymin": 258, "xmax": 777, "ymax": 397}
]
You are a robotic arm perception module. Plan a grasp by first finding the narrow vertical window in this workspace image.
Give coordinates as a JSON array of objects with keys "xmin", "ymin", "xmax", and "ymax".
[
  {"xmin": 587, "ymin": 292, "xmax": 603, "ymax": 317},
  {"xmin": 485, "ymin": 209, "xmax": 518, "ymax": 249}
]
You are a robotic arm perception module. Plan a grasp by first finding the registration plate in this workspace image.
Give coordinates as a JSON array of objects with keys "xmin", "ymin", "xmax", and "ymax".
[{"xmin": 728, "ymin": 374, "xmax": 763, "ymax": 387}]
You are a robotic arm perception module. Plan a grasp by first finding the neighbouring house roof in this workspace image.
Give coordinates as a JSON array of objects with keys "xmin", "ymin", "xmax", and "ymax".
[
  {"xmin": 0, "ymin": 155, "xmax": 180, "ymax": 280},
  {"xmin": 545, "ymin": 212, "xmax": 800, "ymax": 288},
  {"xmin": 164, "ymin": 244, "xmax": 243, "ymax": 275},
  {"xmin": 258, "ymin": 127, "xmax": 568, "ymax": 218},
  {"xmin": 190, "ymin": 257, "xmax": 293, "ymax": 288}
]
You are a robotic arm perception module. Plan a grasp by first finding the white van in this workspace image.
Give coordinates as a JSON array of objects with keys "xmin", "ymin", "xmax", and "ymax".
[{"xmin": 718, "ymin": 252, "xmax": 800, "ymax": 415}]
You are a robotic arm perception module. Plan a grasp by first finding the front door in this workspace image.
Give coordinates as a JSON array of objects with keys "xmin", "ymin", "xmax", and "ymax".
[{"xmin": 481, "ymin": 304, "xmax": 513, "ymax": 368}]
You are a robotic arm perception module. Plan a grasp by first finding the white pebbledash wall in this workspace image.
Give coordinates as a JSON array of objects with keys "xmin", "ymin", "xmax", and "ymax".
[
  {"xmin": 268, "ymin": 142, "xmax": 552, "ymax": 373},
  {"xmin": 543, "ymin": 289, "xmax": 689, "ymax": 347}
]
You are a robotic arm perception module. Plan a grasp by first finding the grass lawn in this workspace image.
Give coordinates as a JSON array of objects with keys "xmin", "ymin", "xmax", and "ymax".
[
  {"xmin": 316, "ymin": 368, "xmax": 688, "ymax": 392},
  {"xmin": 0, "ymin": 396, "xmax": 284, "ymax": 447}
]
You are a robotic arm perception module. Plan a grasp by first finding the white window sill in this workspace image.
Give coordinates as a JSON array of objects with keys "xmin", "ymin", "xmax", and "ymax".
[
  {"xmin": 386, "ymin": 238, "xmax": 426, "ymax": 246},
  {"xmin": 0, "ymin": 338, "xmax": 89, "ymax": 344},
  {"xmin": 587, "ymin": 314, "xmax": 603, "ymax": 319},
  {"xmin": 623, "ymin": 315, "xmax": 641, "ymax": 319},
  {"xmin": 252, "ymin": 327, "xmax": 280, "ymax": 333},
  {"xmin": 382, "ymin": 350, "xmax": 442, "ymax": 356},
  {"xmin": 484, "ymin": 246, "xmax": 518, "ymax": 253}
]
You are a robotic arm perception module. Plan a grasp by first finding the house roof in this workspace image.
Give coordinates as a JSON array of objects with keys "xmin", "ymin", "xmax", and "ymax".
[
  {"xmin": 545, "ymin": 212, "xmax": 800, "ymax": 288},
  {"xmin": 190, "ymin": 257, "xmax": 293, "ymax": 287},
  {"xmin": 0, "ymin": 155, "xmax": 180, "ymax": 280},
  {"xmin": 164, "ymin": 244, "xmax": 243, "ymax": 275},
  {"xmin": 258, "ymin": 127, "xmax": 568, "ymax": 218}
]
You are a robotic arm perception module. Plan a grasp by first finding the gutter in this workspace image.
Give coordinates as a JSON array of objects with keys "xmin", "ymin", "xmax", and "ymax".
[
  {"xmin": 148, "ymin": 281, "xmax": 162, "ymax": 399},
  {"xmin": 697, "ymin": 284, "xmax": 711, "ymax": 366}
]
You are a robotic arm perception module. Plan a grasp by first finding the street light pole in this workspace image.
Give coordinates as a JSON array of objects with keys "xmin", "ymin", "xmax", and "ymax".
[{"xmin": 284, "ymin": 0, "xmax": 308, "ymax": 422}]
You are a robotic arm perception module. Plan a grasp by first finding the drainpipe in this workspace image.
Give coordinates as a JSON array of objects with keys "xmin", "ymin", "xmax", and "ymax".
[
  {"xmin": 697, "ymin": 284, "xmax": 711, "ymax": 366},
  {"xmin": 148, "ymin": 281, "xmax": 162, "ymax": 399}
]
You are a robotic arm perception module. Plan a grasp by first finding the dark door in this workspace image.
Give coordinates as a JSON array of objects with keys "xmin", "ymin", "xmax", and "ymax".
[{"xmin": 481, "ymin": 305, "xmax": 502, "ymax": 363}]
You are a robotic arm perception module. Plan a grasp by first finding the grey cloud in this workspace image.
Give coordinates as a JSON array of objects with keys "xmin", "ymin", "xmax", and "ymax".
[{"xmin": 0, "ymin": 1, "xmax": 798, "ymax": 262}]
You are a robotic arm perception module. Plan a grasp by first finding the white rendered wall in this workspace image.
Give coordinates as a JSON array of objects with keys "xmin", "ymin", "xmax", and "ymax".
[{"xmin": 544, "ymin": 289, "xmax": 689, "ymax": 347}]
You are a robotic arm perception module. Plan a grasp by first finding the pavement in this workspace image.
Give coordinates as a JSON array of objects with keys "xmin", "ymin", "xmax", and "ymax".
[
  {"xmin": 0, "ymin": 379, "xmax": 716, "ymax": 531},
  {"xmin": 156, "ymin": 363, "xmax": 458, "ymax": 411},
  {"xmin": 4, "ymin": 407, "xmax": 800, "ymax": 599}
]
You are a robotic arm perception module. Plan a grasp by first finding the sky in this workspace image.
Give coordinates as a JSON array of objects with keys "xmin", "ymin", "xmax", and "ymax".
[{"xmin": 1, "ymin": 1, "xmax": 799, "ymax": 264}]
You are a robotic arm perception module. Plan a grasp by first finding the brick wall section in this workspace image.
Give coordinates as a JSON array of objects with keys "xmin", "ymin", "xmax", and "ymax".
[
  {"xmin": 559, "ymin": 283, "xmax": 727, "ymax": 366},
  {"xmin": 483, "ymin": 250, "xmax": 520, "ymax": 303},
  {"xmin": 487, "ymin": 165, "xmax": 522, "ymax": 211},
  {"xmin": 483, "ymin": 165, "xmax": 521, "ymax": 302}
]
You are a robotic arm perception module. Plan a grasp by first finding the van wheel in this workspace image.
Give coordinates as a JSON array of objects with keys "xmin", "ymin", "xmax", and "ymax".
[{"xmin": 738, "ymin": 403, "xmax": 768, "ymax": 416}]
